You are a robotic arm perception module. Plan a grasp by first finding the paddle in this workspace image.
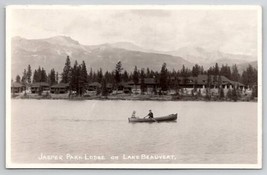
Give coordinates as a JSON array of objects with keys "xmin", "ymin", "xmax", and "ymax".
[
  {"xmin": 151, "ymin": 118, "xmax": 158, "ymax": 123},
  {"xmin": 144, "ymin": 116, "xmax": 158, "ymax": 123}
]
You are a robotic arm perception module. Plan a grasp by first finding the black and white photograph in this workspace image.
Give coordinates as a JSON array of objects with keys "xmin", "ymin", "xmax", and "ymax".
[{"xmin": 6, "ymin": 5, "xmax": 262, "ymax": 169}]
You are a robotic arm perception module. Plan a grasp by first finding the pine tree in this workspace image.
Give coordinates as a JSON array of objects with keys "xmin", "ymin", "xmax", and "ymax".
[
  {"xmin": 26, "ymin": 65, "xmax": 32, "ymax": 84},
  {"xmin": 131, "ymin": 66, "xmax": 138, "ymax": 93},
  {"xmin": 122, "ymin": 70, "xmax": 129, "ymax": 82},
  {"xmin": 77, "ymin": 65, "xmax": 83, "ymax": 96},
  {"xmin": 89, "ymin": 68, "xmax": 93, "ymax": 83},
  {"xmin": 80, "ymin": 61, "xmax": 88, "ymax": 94},
  {"xmin": 61, "ymin": 56, "xmax": 72, "ymax": 83},
  {"xmin": 104, "ymin": 71, "xmax": 113, "ymax": 84},
  {"xmin": 97, "ymin": 68, "xmax": 103, "ymax": 83},
  {"xmin": 101, "ymin": 78, "xmax": 108, "ymax": 96},
  {"xmin": 140, "ymin": 68, "xmax": 145, "ymax": 94},
  {"xmin": 133, "ymin": 66, "xmax": 139, "ymax": 85},
  {"xmin": 114, "ymin": 61, "xmax": 123, "ymax": 87},
  {"xmin": 33, "ymin": 67, "xmax": 41, "ymax": 83},
  {"xmin": 68, "ymin": 60, "xmax": 86, "ymax": 96},
  {"xmin": 181, "ymin": 65, "xmax": 186, "ymax": 77},
  {"xmin": 160, "ymin": 63, "xmax": 168, "ymax": 91},
  {"xmin": 15, "ymin": 75, "xmax": 21, "ymax": 83},
  {"xmin": 40, "ymin": 68, "xmax": 48, "ymax": 82},
  {"xmin": 214, "ymin": 63, "xmax": 219, "ymax": 75},
  {"xmin": 181, "ymin": 65, "xmax": 188, "ymax": 85},
  {"xmin": 21, "ymin": 69, "xmax": 27, "ymax": 85},
  {"xmin": 33, "ymin": 70, "xmax": 38, "ymax": 83},
  {"xmin": 48, "ymin": 68, "xmax": 56, "ymax": 85},
  {"xmin": 231, "ymin": 64, "xmax": 240, "ymax": 82},
  {"xmin": 146, "ymin": 68, "xmax": 151, "ymax": 78},
  {"xmin": 220, "ymin": 64, "xmax": 231, "ymax": 80},
  {"xmin": 92, "ymin": 71, "xmax": 97, "ymax": 82},
  {"xmin": 70, "ymin": 60, "xmax": 79, "ymax": 95},
  {"xmin": 241, "ymin": 64, "xmax": 257, "ymax": 88},
  {"xmin": 192, "ymin": 64, "xmax": 200, "ymax": 77}
]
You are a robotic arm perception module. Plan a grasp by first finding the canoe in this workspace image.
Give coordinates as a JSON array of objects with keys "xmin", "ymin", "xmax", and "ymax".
[{"xmin": 128, "ymin": 113, "xmax": 177, "ymax": 123}]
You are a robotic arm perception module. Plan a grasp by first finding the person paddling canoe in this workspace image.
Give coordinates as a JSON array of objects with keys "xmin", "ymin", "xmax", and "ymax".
[{"xmin": 145, "ymin": 110, "xmax": 154, "ymax": 119}]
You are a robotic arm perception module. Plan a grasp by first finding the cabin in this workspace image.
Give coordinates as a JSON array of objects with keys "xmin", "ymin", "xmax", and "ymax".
[
  {"xmin": 50, "ymin": 83, "xmax": 69, "ymax": 94},
  {"xmin": 128, "ymin": 78, "xmax": 158, "ymax": 94},
  {"xmin": 116, "ymin": 82, "xmax": 131, "ymax": 93},
  {"xmin": 123, "ymin": 84, "xmax": 132, "ymax": 94},
  {"xmin": 11, "ymin": 82, "xmax": 26, "ymax": 93},
  {"xmin": 106, "ymin": 83, "xmax": 113, "ymax": 93},
  {"xmin": 30, "ymin": 82, "xmax": 50, "ymax": 94},
  {"xmin": 143, "ymin": 78, "xmax": 158, "ymax": 94},
  {"xmin": 88, "ymin": 82, "xmax": 101, "ymax": 91}
]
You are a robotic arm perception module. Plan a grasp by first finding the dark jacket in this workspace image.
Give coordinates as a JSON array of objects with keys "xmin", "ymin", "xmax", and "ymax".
[{"xmin": 148, "ymin": 112, "xmax": 153, "ymax": 118}]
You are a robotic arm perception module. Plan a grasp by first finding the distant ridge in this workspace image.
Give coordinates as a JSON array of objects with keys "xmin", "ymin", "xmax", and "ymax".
[
  {"xmin": 11, "ymin": 36, "xmax": 257, "ymax": 79},
  {"xmin": 103, "ymin": 42, "xmax": 257, "ymax": 70},
  {"xmin": 11, "ymin": 36, "xmax": 193, "ymax": 78}
]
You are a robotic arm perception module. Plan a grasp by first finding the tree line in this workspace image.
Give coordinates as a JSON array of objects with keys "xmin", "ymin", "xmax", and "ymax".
[{"xmin": 14, "ymin": 55, "xmax": 258, "ymax": 95}]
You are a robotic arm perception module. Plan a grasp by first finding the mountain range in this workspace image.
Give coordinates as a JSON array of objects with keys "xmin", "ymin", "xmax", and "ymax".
[{"xmin": 11, "ymin": 36, "xmax": 257, "ymax": 79}]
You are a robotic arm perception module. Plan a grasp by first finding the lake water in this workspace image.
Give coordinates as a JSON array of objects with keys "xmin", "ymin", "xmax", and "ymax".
[{"xmin": 10, "ymin": 99, "xmax": 258, "ymax": 164}]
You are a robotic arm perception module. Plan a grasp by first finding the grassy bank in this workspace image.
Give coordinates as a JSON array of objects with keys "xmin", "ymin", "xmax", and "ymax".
[{"xmin": 12, "ymin": 93, "xmax": 257, "ymax": 102}]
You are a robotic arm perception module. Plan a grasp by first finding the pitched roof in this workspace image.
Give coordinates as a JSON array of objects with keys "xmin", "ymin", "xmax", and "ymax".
[
  {"xmin": 11, "ymin": 82, "xmax": 25, "ymax": 88},
  {"xmin": 31, "ymin": 82, "xmax": 50, "ymax": 87},
  {"xmin": 128, "ymin": 78, "xmax": 157, "ymax": 85},
  {"xmin": 174, "ymin": 75, "xmax": 244, "ymax": 86},
  {"xmin": 144, "ymin": 78, "xmax": 157, "ymax": 84},
  {"xmin": 89, "ymin": 82, "xmax": 101, "ymax": 87},
  {"xmin": 228, "ymin": 80, "xmax": 245, "ymax": 87},
  {"xmin": 51, "ymin": 83, "xmax": 69, "ymax": 88}
]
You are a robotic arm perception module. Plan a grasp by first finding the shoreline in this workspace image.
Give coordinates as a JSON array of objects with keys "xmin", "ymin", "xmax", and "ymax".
[{"xmin": 11, "ymin": 93, "xmax": 257, "ymax": 102}]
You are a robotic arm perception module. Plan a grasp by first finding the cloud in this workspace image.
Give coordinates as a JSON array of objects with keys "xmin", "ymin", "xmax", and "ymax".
[{"xmin": 9, "ymin": 7, "xmax": 259, "ymax": 56}]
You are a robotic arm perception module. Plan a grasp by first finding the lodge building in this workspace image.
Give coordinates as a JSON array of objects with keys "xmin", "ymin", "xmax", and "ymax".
[
  {"xmin": 30, "ymin": 82, "xmax": 50, "ymax": 94},
  {"xmin": 11, "ymin": 74, "xmax": 246, "ymax": 96},
  {"xmin": 172, "ymin": 75, "xmax": 245, "ymax": 89},
  {"xmin": 50, "ymin": 83, "xmax": 69, "ymax": 94}
]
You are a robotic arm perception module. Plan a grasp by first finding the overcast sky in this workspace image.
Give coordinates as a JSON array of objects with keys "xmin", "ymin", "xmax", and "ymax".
[{"xmin": 8, "ymin": 6, "xmax": 259, "ymax": 56}]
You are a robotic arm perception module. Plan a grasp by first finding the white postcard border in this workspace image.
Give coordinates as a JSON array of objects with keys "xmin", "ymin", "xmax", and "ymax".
[{"xmin": 5, "ymin": 5, "xmax": 263, "ymax": 169}]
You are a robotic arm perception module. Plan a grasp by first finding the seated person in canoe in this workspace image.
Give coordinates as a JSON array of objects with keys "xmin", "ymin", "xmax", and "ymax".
[
  {"xmin": 131, "ymin": 110, "xmax": 136, "ymax": 118},
  {"xmin": 144, "ymin": 110, "xmax": 153, "ymax": 119}
]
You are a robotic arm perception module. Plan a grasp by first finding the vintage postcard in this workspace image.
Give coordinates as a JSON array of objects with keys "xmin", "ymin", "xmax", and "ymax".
[{"xmin": 6, "ymin": 5, "xmax": 262, "ymax": 169}]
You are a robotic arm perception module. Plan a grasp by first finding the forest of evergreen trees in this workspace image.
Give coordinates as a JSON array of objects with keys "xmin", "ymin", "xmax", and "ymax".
[{"xmin": 14, "ymin": 55, "xmax": 258, "ymax": 97}]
